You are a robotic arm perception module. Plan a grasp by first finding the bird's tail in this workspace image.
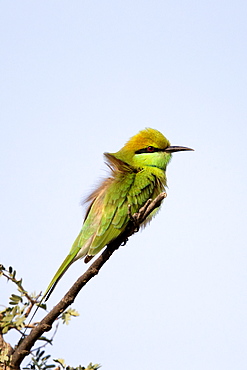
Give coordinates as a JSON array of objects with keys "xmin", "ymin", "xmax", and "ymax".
[
  {"xmin": 43, "ymin": 253, "xmax": 76, "ymax": 301},
  {"xmin": 19, "ymin": 253, "xmax": 76, "ymax": 342}
]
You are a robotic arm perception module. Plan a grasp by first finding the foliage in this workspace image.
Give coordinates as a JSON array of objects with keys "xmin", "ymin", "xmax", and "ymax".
[
  {"xmin": 54, "ymin": 358, "xmax": 101, "ymax": 370},
  {"xmin": 61, "ymin": 308, "xmax": 79, "ymax": 325},
  {"xmin": 23, "ymin": 350, "xmax": 101, "ymax": 370},
  {"xmin": 0, "ymin": 265, "xmax": 100, "ymax": 370},
  {"xmin": 0, "ymin": 264, "xmax": 43, "ymax": 335}
]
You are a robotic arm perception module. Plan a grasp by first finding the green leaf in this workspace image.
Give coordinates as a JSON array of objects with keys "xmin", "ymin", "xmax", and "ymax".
[
  {"xmin": 38, "ymin": 302, "xmax": 47, "ymax": 310},
  {"xmin": 61, "ymin": 308, "xmax": 80, "ymax": 325},
  {"xmin": 9, "ymin": 293, "xmax": 23, "ymax": 305},
  {"xmin": 37, "ymin": 336, "xmax": 53, "ymax": 344},
  {"xmin": 37, "ymin": 350, "xmax": 45, "ymax": 361},
  {"xmin": 15, "ymin": 315, "xmax": 26, "ymax": 328},
  {"xmin": 54, "ymin": 358, "xmax": 66, "ymax": 368},
  {"xmin": 67, "ymin": 309, "xmax": 79, "ymax": 317},
  {"xmin": 2, "ymin": 326, "xmax": 9, "ymax": 334}
]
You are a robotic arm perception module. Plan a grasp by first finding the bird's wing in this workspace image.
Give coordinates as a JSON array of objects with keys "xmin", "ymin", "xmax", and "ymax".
[
  {"xmin": 86, "ymin": 167, "xmax": 161, "ymax": 258},
  {"xmin": 44, "ymin": 158, "xmax": 164, "ymax": 299}
]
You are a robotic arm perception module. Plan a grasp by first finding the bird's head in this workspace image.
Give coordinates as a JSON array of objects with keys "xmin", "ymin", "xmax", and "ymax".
[{"xmin": 108, "ymin": 128, "xmax": 193, "ymax": 171}]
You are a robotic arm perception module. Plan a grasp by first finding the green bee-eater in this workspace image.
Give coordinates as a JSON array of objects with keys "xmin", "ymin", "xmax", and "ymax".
[{"xmin": 44, "ymin": 128, "xmax": 193, "ymax": 299}]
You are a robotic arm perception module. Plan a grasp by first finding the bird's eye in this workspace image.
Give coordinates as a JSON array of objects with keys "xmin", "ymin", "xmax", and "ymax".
[{"xmin": 135, "ymin": 146, "xmax": 159, "ymax": 154}]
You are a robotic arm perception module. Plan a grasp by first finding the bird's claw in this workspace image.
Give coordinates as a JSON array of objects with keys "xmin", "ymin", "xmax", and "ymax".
[{"xmin": 121, "ymin": 237, "xmax": 129, "ymax": 246}]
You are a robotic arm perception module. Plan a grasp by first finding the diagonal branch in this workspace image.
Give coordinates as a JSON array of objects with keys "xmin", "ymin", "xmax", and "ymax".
[{"xmin": 10, "ymin": 192, "xmax": 167, "ymax": 369}]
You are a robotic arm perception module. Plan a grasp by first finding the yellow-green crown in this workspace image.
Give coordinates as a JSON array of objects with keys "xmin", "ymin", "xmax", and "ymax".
[
  {"xmin": 122, "ymin": 128, "xmax": 170, "ymax": 152},
  {"xmin": 108, "ymin": 128, "xmax": 170, "ymax": 165}
]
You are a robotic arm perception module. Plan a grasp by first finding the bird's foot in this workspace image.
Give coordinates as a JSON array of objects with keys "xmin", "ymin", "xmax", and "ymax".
[
  {"xmin": 128, "ymin": 205, "xmax": 140, "ymax": 233},
  {"xmin": 121, "ymin": 237, "xmax": 129, "ymax": 246}
]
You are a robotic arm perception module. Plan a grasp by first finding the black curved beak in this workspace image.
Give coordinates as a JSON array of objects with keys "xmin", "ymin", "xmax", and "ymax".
[{"xmin": 164, "ymin": 146, "xmax": 194, "ymax": 153}]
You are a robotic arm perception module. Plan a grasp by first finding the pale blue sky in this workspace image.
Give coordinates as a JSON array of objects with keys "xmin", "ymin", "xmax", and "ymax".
[{"xmin": 1, "ymin": 1, "xmax": 247, "ymax": 369}]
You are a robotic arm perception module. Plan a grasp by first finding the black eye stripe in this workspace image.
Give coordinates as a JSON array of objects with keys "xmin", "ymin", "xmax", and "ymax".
[{"xmin": 135, "ymin": 146, "xmax": 164, "ymax": 154}]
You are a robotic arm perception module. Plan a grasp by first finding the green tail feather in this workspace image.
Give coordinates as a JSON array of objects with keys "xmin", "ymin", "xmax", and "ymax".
[{"xmin": 43, "ymin": 253, "xmax": 76, "ymax": 301}]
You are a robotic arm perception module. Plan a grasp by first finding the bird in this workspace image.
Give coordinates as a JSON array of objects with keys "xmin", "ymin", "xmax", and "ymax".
[{"xmin": 44, "ymin": 128, "xmax": 193, "ymax": 300}]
